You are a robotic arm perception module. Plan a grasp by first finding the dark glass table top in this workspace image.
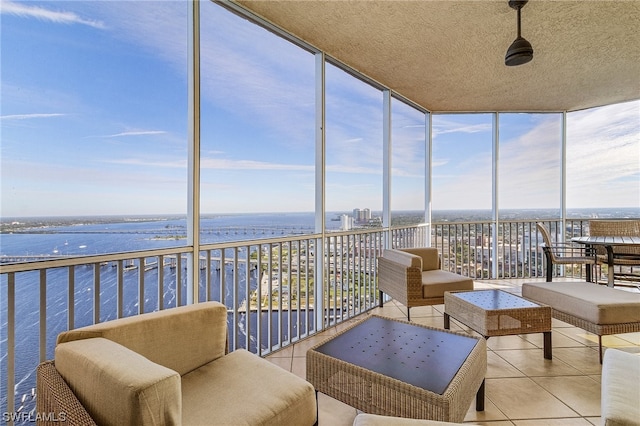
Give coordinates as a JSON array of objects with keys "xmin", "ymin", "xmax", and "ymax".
[
  {"xmin": 451, "ymin": 289, "xmax": 539, "ymax": 310},
  {"xmin": 314, "ymin": 316, "xmax": 479, "ymax": 394}
]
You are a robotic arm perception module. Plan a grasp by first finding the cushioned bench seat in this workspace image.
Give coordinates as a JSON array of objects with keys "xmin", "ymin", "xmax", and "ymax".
[
  {"xmin": 601, "ymin": 349, "xmax": 640, "ymax": 426},
  {"xmin": 522, "ymin": 282, "xmax": 640, "ymax": 363}
]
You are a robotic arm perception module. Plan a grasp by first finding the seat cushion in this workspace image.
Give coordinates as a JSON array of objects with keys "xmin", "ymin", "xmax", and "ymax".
[
  {"xmin": 522, "ymin": 282, "xmax": 640, "ymax": 325},
  {"xmin": 181, "ymin": 349, "xmax": 317, "ymax": 426},
  {"xmin": 421, "ymin": 270, "xmax": 474, "ymax": 298},
  {"xmin": 601, "ymin": 349, "xmax": 640, "ymax": 426}
]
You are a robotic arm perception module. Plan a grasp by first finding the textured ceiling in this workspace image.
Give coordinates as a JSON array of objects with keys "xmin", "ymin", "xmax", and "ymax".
[{"xmin": 234, "ymin": 0, "xmax": 640, "ymax": 112}]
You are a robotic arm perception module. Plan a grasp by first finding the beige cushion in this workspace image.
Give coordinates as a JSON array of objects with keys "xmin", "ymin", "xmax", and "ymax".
[
  {"xmin": 401, "ymin": 248, "xmax": 440, "ymax": 271},
  {"xmin": 56, "ymin": 301, "xmax": 228, "ymax": 375},
  {"xmin": 601, "ymin": 349, "xmax": 640, "ymax": 426},
  {"xmin": 353, "ymin": 413, "xmax": 465, "ymax": 425},
  {"xmin": 55, "ymin": 337, "xmax": 181, "ymax": 426},
  {"xmin": 181, "ymin": 349, "xmax": 316, "ymax": 426},
  {"xmin": 422, "ymin": 270, "xmax": 474, "ymax": 298},
  {"xmin": 522, "ymin": 282, "xmax": 640, "ymax": 325},
  {"xmin": 383, "ymin": 249, "xmax": 422, "ymax": 269}
]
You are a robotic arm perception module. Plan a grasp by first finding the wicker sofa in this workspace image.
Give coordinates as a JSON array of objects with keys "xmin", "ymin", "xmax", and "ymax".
[
  {"xmin": 36, "ymin": 301, "xmax": 317, "ymax": 426},
  {"xmin": 377, "ymin": 248, "xmax": 473, "ymax": 320}
]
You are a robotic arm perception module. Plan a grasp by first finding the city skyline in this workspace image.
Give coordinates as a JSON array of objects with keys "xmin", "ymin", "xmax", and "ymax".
[{"xmin": 1, "ymin": 1, "xmax": 639, "ymax": 218}]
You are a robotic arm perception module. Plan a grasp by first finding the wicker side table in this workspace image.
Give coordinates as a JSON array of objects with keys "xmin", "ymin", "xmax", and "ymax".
[
  {"xmin": 444, "ymin": 289, "xmax": 552, "ymax": 359},
  {"xmin": 306, "ymin": 315, "xmax": 486, "ymax": 423}
]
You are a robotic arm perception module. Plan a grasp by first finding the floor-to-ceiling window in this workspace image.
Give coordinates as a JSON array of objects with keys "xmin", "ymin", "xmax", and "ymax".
[
  {"xmin": 430, "ymin": 114, "xmax": 493, "ymax": 275},
  {"xmin": 1, "ymin": 1, "xmax": 189, "ymax": 228},
  {"xmin": 199, "ymin": 3, "xmax": 316, "ymax": 242},
  {"xmin": 431, "ymin": 114, "xmax": 493, "ymax": 221},
  {"xmin": 390, "ymin": 98, "xmax": 427, "ymax": 227},
  {"xmin": 497, "ymin": 113, "xmax": 563, "ymax": 219},
  {"xmin": 0, "ymin": 0, "xmax": 189, "ymax": 409},
  {"xmin": 324, "ymin": 63, "xmax": 384, "ymax": 229},
  {"xmin": 566, "ymin": 100, "xmax": 640, "ymax": 219}
]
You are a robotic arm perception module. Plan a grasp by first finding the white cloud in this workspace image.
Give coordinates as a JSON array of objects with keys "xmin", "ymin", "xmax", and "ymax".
[
  {"xmin": 1, "ymin": 1, "xmax": 106, "ymax": 28},
  {"xmin": 0, "ymin": 113, "xmax": 66, "ymax": 120},
  {"xmin": 102, "ymin": 131, "xmax": 167, "ymax": 138}
]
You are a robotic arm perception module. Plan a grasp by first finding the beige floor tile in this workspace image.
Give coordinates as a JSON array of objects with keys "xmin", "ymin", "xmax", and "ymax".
[
  {"xmin": 292, "ymin": 333, "xmax": 332, "ymax": 357},
  {"xmin": 494, "ymin": 349, "xmax": 584, "ymax": 377},
  {"xmin": 373, "ymin": 304, "xmax": 408, "ymax": 319},
  {"xmin": 464, "ymin": 394, "xmax": 509, "ymax": 422},
  {"xmin": 486, "ymin": 377, "xmax": 578, "ymax": 419},
  {"xmin": 410, "ymin": 316, "xmax": 449, "ymax": 329},
  {"xmin": 587, "ymin": 375, "xmax": 601, "ymax": 385},
  {"xmin": 486, "ymin": 351, "xmax": 525, "ymax": 378},
  {"xmin": 533, "ymin": 376, "xmax": 601, "ymax": 417},
  {"xmin": 552, "ymin": 347, "xmax": 602, "ymax": 375},
  {"xmin": 265, "ymin": 279, "xmax": 640, "ymax": 426},
  {"xmin": 269, "ymin": 344, "xmax": 294, "ymax": 358},
  {"xmin": 317, "ymin": 393, "xmax": 357, "ymax": 426},
  {"xmin": 585, "ymin": 416, "xmax": 601, "ymax": 425},
  {"xmin": 512, "ymin": 418, "xmax": 594, "ymax": 425},
  {"xmin": 266, "ymin": 355, "xmax": 291, "ymax": 371},
  {"xmin": 521, "ymin": 329, "xmax": 586, "ymax": 349},
  {"xmin": 292, "ymin": 354, "xmax": 307, "ymax": 379},
  {"xmin": 616, "ymin": 331, "xmax": 640, "ymax": 345},
  {"xmin": 554, "ymin": 327, "xmax": 600, "ymax": 348},
  {"xmin": 486, "ymin": 335, "xmax": 539, "ymax": 351}
]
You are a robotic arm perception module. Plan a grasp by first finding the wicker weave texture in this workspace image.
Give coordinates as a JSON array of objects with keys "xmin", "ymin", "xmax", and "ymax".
[
  {"xmin": 36, "ymin": 361, "xmax": 97, "ymax": 426},
  {"xmin": 444, "ymin": 291, "xmax": 551, "ymax": 337},
  {"xmin": 551, "ymin": 309, "xmax": 640, "ymax": 337},
  {"xmin": 589, "ymin": 220, "xmax": 640, "ymax": 259},
  {"xmin": 306, "ymin": 316, "xmax": 486, "ymax": 422},
  {"xmin": 377, "ymin": 257, "xmax": 444, "ymax": 308}
]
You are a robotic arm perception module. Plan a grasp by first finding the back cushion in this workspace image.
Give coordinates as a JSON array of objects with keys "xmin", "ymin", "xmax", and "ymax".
[
  {"xmin": 57, "ymin": 301, "xmax": 228, "ymax": 375},
  {"xmin": 402, "ymin": 248, "xmax": 440, "ymax": 271},
  {"xmin": 56, "ymin": 338, "xmax": 181, "ymax": 426}
]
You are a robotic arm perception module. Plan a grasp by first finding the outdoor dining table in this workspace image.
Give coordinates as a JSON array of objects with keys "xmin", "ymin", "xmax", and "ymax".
[{"xmin": 572, "ymin": 236, "xmax": 640, "ymax": 287}]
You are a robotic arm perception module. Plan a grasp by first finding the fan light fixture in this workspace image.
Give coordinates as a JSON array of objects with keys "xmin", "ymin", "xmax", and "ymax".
[{"xmin": 505, "ymin": 0, "xmax": 533, "ymax": 66}]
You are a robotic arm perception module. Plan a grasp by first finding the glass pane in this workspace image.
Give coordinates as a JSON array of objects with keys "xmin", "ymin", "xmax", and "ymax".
[
  {"xmin": 1, "ymin": 1, "xmax": 188, "ymax": 252},
  {"xmin": 431, "ymin": 114, "xmax": 493, "ymax": 222},
  {"xmin": 498, "ymin": 113, "xmax": 562, "ymax": 219},
  {"xmin": 566, "ymin": 100, "xmax": 640, "ymax": 219},
  {"xmin": 199, "ymin": 3, "xmax": 316, "ymax": 242},
  {"xmin": 391, "ymin": 98, "xmax": 426, "ymax": 226},
  {"xmin": 325, "ymin": 63, "xmax": 383, "ymax": 230}
]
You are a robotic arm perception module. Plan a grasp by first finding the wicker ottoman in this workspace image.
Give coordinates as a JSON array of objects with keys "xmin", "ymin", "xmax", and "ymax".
[
  {"xmin": 307, "ymin": 315, "xmax": 486, "ymax": 423},
  {"xmin": 444, "ymin": 289, "xmax": 552, "ymax": 359}
]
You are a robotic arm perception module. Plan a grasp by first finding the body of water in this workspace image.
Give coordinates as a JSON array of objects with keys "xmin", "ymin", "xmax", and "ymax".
[{"xmin": 1, "ymin": 208, "xmax": 638, "ymax": 420}]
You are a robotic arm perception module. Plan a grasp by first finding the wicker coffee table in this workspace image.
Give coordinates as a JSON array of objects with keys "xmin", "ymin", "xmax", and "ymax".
[
  {"xmin": 444, "ymin": 289, "xmax": 552, "ymax": 359},
  {"xmin": 306, "ymin": 315, "xmax": 486, "ymax": 422}
]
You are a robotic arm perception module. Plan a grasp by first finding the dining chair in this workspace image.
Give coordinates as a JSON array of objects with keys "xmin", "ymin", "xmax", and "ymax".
[
  {"xmin": 589, "ymin": 219, "xmax": 640, "ymax": 283},
  {"xmin": 536, "ymin": 222, "xmax": 596, "ymax": 282}
]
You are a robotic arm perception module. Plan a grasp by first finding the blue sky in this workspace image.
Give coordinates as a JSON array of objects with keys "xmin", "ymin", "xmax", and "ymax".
[{"xmin": 1, "ymin": 1, "xmax": 638, "ymax": 218}]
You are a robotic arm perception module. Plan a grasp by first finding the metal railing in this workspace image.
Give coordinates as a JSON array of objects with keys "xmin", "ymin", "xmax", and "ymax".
[{"xmin": 0, "ymin": 217, "xmax": 632, "ymax": 422}]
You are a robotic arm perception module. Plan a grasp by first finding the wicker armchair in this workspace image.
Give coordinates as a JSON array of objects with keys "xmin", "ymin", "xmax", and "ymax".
[
  {"xmin": 589, "ymin": 219, "xmax": 640, "ymax": 283},
  {"xmin": 536, "ymin": 222, "xmax": 595, "ymax": 282},
  {"xmin": 377, "ymin": 248, "xmax": 473, "ymax": 320}
]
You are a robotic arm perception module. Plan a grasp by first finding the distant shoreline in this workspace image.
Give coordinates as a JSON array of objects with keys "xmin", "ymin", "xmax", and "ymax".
[{"xmin": 1, "ymin": 208, "xmax": 639, "ymax": 234}]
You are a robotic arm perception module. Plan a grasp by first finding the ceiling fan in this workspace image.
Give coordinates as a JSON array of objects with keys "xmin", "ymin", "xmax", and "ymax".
[{"xmin": 505, "ymin": 0, "xmax": 533, "ymax": 66}]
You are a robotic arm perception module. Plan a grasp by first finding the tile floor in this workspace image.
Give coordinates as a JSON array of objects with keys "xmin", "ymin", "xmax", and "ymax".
[{"xmin": 265, "ymin": 278, "xmax": 640, "ymax": 425}]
